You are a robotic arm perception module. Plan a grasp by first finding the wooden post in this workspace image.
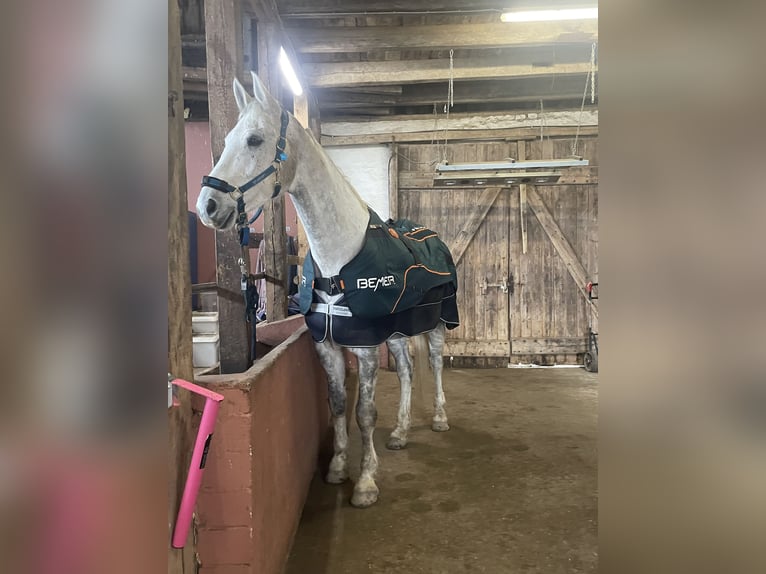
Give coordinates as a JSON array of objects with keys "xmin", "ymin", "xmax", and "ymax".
[
  {"xmin": 205, "ymin": 0, "xmax": 250, "ymax": 372},
  {"xmin": 258, "ymin": 21, "xmax": 288, "ymax": 321},
  {"xmin": 168, "ymin": 0, "xmax": 196, "ymax": 569},
  {"xmin": 293, "ymin": 93, "xmax": 310, "ymax": 262}
]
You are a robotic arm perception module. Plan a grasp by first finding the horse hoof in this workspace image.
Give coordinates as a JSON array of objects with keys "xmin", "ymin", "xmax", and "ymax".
[
  {"xmin": 351, "ymin": 483, "xmax": 379, "ymax": 508},
  {"xmin": 325, "ymin": 469, "xmax": 348, "ymax": 484},
  {"xmin": 431, "ymin": 420, "xmax": 450, "ymax": 432},
  {"xmin": 386, "ymin": 435, "xmax": 408, "ymax": 450}
]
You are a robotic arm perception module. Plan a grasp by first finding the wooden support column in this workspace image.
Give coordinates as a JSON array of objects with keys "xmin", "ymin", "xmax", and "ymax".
[
  {"xmin": 205, "ymin": 0, "xmax": 250, "ymax": 372},
  {"xmin": 293, "ymin": 93, "xmax": 310, "ymax": 262},
  {"xmin": 168, "ymin": 0, "xmax": 196, "ymax": 569},
  {"xmin": 258, "ymin": 21, "xmax": 288, "ymax": 321},
  {"xmin": 526, "ymin": 186, "xmax": 598, "ymax": 318}
]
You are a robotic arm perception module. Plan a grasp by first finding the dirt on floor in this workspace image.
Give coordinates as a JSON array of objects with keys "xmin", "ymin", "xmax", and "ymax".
[{"xmin": 284, "ymin": 366, "xmax": 598, "ymax": 574}]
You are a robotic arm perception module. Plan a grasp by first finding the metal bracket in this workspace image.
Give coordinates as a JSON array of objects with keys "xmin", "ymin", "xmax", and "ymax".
[{"xmin": 481, "ymin": 276, "xmax": 509, "ymax": 294}]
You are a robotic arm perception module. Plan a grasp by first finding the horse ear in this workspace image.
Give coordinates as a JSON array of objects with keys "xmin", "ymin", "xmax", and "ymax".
[
  {"xmin": 233, "ymin": 77, "xmax": 252, "ymax": 113},
  {"xmin": 250, "ymin": 71, "xmax": 268, "ymax": 105}
]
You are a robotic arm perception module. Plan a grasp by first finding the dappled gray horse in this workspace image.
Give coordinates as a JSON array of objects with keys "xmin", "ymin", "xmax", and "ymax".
[{"xmin": 196, "ymin": 72, "xmax": 459, "ymax": 507}]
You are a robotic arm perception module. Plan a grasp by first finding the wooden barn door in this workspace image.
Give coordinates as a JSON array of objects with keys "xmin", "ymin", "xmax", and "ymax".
[
  {"xmin": 397, "ymin": 136, "xmax": 598, "ymax": 366},
  {"xmin": 398, "ymin": 143, "xmax": 514, "ymax": 365},
  {"xmin": 509, "ymin": 137, "xmax": 599, "ymax": 364}
]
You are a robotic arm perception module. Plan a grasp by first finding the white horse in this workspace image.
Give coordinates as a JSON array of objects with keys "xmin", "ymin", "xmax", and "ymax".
[{"xmin": 197, "ymin": 72, "xmax": 454, "ymax": 508}]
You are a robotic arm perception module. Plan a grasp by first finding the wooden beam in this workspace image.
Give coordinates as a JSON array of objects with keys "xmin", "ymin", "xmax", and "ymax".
[
  {"xmin": 205, "ymin": 0, "xmax": 251, "ymax": 372},
  {"xmin": 316, "ymin": 75, "xmax": 591, "ymax": 111},
  {"xmin": 443, "ymin": 340, "xmax": 510, "ymax": 358},
  {"xmin": 448, "ymin": 187, "xmax": 503, "ymax": 265},
  {"xmin": 511, "ymin": 337, "xmax": 587, "ymax": 354},
  {"xmin": 288, "ymin": 21, "xmax": 597, "ymax": 53},
  {"xmin": 323, "ymin": 109, "xmax": 598, "ymax": 135},
  {"xmin": 279, "ymin": 0, "xmax": 524, "ymax": 16},
  {"xmin": 317, "ymin": 91, "xmax": 399, "ymax": 107},
  {"xmin": 321, "ymin": 125, "xmax": 599, "ymax": 146},
  {"xmin": 330, "ymin": 107, "xmax": 397, "ymax": 117},
  {"xmin": 306, "ymin": 60, "xmax": 595, "ymax": 88},
  {"xmin": 336, "ymin": 85, "xmax": 403, "ymax": 95},
  {"xmin": 259, "ymin": 21, "xmax": 289, "ymax": 322},
  {"xmin": 168, "ymin": 0, "xmax": 196, "ymax": 570},
  {"xmin": 293, "ymin": 93, "xmax": 310, "ymax": 262},
  {"xmin": 525, "ymin": 185, "xmax": 597, "ymax": 318}
]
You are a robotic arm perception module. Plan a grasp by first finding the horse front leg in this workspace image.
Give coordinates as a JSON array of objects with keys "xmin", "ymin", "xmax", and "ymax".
[
  {"xmin": 349, "ymin": 347, "xmax": 380, "ymax": 508},
  {"xmin": 315, "ymin": 340, "xmax": 349, "ymax": 484},
  {"xmin": 386, "ymin": 337, "xmax": 412, "ymax": 449},
  {"xmin": 429, "ymin": 322, "xmax": 450, "ymax": 432}
]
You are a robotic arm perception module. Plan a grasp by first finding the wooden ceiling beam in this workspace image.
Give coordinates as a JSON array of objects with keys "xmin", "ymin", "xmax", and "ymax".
[
  {"xmin": 317, "ymin": 74, "xmax": 592, "ymax": 108},
  {"xmin": 287, "ymin": 21, "xmax": 597, "ymax": 53},
  {"xmin": 319, "ymin": 93, "xmax": 583, "ymax": 111},
  {"xmin": 305, "ymin": 60, "xmax": 595, "ymax": 88},
  {"xmin": 336, "ymin": 85, "xmax": 404, "ymax": 95},
  {"xmin": 319, "ymin": 125, "xmax": 599, "ymax": 146},
  {"xmin": 279, "ymin": 0, "xmax": 584, "ymax": 17},
  {"xmin": 280, "ymin": 1, "xmax": 504, "ymax": 16}
]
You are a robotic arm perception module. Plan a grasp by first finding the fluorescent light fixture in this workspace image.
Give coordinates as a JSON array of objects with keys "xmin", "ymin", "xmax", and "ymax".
[
  {"xmin": 279, "ymin": 47, "xmax": 303, "ymax": 96},
  {"xmin": 501, "ymin": 7, "xmax": 598, "ymax": 22}
]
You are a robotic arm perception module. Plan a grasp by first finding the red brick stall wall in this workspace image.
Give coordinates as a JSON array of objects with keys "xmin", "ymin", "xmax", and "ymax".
[{"xmin": 191, "ymin": 324, "xmax": 331, "ymax": 574}]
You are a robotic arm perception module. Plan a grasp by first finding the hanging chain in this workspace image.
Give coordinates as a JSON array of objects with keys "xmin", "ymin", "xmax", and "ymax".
[
  {"xmin": 441, "ymin": 49, "xmax": 455, "ymax": 164},
  {"xmin": 571, "ymin": 42, "xmax": 597, "ymax": 157},
  {"xmin": 539, "ymin": 99, "xmax": 545, "ymax": 142}
]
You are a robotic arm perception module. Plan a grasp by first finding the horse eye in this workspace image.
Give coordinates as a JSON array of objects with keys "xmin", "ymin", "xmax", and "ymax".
[{"xmin": 246, "ymin": 134, "xmax": 263, "ymax": 147}]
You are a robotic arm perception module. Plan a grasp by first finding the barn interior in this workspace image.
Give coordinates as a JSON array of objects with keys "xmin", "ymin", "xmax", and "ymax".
[{"xmin": 169, "ymin": 1, "xmax": 599, "ymax": 573}]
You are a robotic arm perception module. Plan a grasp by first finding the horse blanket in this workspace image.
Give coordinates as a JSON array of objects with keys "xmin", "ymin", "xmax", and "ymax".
[{"xmin": 299, "ymin": 209, "xmax": 459, "ymax": 347}]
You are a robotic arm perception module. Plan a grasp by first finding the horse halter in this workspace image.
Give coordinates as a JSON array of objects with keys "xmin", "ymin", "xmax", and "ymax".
[{"xmin": 201, "ymin": 109, "xmax": 290, "ymax": 230}]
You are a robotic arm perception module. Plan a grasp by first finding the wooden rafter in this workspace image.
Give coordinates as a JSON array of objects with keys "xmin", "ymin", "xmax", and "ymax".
[
  {"xmin": 288, "ymin": 21, "xmax": 597, "ymax": 53},
  {"xmin": 305, "ymin": 60, "xmax": 595, "ymax": 88}
]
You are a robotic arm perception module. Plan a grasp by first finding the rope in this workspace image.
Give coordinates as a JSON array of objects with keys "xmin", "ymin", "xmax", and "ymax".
[
  {"xmin": 441, "ymin": 49, "xmax": 455, "ymax": 164},
  {"xmin": 571, "ymin": 42, "xmax": 597, "ymax": 157},
  {"xmin": 590, "ymin": 43, "xmax": 597, "ymax": 104}
]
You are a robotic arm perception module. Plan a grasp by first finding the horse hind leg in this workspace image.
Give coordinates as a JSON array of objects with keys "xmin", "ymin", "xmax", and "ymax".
[
  {"xmin": 429, "ymin": 322, "xmax": 450, "ymax": 432},
  {"xmin": 315, "ymin": 341, "xmax": 349, "ymax": 484},
  {"xmin": 349, "ymin": 346, "xmax": 380, "ymax": 508},
  {"xmin": 386, "ymin": 337, "xmax": 412, "ymax": 450}
]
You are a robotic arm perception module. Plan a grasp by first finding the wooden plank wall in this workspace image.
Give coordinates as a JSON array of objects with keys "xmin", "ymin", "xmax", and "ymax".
[{"xmin": 397, "ymin": 135, "xmax": 598, "ymax": 366}]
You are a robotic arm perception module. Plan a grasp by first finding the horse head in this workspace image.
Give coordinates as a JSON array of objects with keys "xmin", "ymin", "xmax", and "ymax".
[{"xmin": 197, "ymin": 71, "xmax": 287, "ymax": 230}]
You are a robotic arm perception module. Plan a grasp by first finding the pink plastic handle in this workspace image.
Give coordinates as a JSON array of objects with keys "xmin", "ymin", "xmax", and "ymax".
[{"xmin": 171, "ymin": 378, "xmax": 224, "ymax": 549}]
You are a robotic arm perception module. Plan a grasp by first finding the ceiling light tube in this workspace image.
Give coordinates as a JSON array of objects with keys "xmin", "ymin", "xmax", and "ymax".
[
  {"xmin": 501, "ymin": 7, "xmax": 598, "ymax": 22},
  {"xmin": 279, "ymin": 47, "xmax": 303, "ymax": 96}
]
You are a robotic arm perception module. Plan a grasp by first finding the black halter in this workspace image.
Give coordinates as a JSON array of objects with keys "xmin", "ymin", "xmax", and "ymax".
[{"xmin": 201, "ymin": 109, "xmax": 290, "ymax": 234}]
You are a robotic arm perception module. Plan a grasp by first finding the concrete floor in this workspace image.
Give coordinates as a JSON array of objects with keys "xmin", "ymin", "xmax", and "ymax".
[{"xmin": 285, "ymin": 367, "xmax": 598, "ymax": 574}]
